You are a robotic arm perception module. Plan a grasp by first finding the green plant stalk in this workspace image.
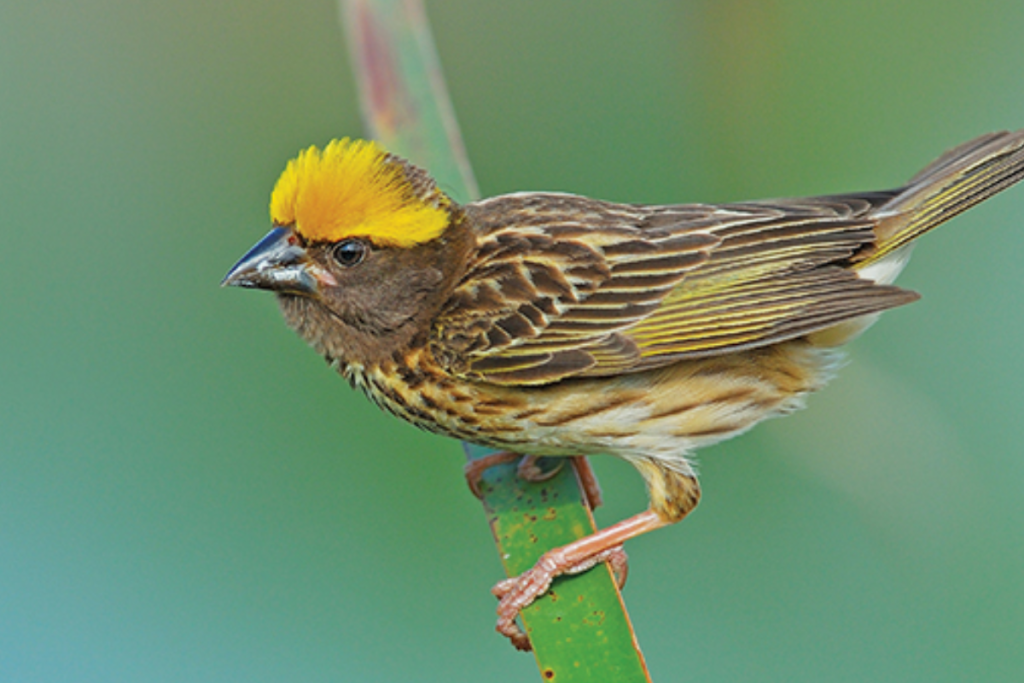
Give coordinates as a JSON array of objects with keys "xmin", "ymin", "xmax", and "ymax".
[{"xmin": 339, "ymin": 0, "xmax": 652, "ymax": 679}]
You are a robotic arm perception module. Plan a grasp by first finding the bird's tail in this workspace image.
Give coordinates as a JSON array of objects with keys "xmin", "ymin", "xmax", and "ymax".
[{"xmin": 855, "ymin": 130, "xmax": 1024, "ymax": 269}]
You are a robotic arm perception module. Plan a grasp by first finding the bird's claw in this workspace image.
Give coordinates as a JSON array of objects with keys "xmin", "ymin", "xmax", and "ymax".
[
  {"xmin": 492, "ymin": 552, "xmax": 561, "ymax": 652},
  {"xmin": 515, "ymin": 455, "xmax": 564, "ymax": 483},
  {"xmin": 463, "ymin": 451, "xmax": 521, "ymax": 499},
  {"xmin": 464, "ymin": 453, "xmax": 566, "ymax": 499},
  {"xmin": 491, "ymin": 544, "xmax": 629, "ymax": 651}
]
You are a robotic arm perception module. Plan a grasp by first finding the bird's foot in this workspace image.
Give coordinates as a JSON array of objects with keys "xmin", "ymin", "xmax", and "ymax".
[
  {"xmin": 463, "ymin": 451, "xmax": 520, "ymax": 498},
  {"xmin": 490, "ymin": 509, "xmax": 667, "ymax": 650},
  {"xmin": 492, "ymin": 544, "xmax": 628, "ymax": 651},
  {"xmin": 464, "ymin": 453, "xmax": 603, "ymax": 510},
  {"xmin": 515, "ymin": 454, "xmax": 564, "ymax": 484}
]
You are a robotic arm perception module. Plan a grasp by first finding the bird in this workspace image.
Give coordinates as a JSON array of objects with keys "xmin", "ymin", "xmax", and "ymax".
[{"xmin": 224, "ymin": 131, "xmax": 1024, "ymax": 650}]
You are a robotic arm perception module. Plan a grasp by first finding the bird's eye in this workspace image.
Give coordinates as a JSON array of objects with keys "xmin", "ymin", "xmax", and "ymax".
[{"xmin": 332, "ymin": 239, "xmax": 368, "ymax": 267}]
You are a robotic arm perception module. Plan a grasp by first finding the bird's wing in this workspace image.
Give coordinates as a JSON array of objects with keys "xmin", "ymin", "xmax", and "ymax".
[{"xmin": 430, "ymin": 191, "xmax": 917, "ymax": 385}]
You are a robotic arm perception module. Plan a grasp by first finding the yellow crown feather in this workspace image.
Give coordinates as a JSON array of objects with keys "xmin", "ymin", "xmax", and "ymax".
[{"xmin": 269, "ymin": 138, "xmax": 450, "ymax": 248}]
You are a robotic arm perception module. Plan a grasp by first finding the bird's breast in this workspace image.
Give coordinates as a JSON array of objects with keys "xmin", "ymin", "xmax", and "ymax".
[{"xmin": 344, "ymin": 342, "xmax": 841, "ymax": 466}]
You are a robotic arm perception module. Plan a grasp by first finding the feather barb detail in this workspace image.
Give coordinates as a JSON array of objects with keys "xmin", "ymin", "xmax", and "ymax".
[{"xmin": 269, "ymin": 138, "xmax": 450, "ymax": 247}]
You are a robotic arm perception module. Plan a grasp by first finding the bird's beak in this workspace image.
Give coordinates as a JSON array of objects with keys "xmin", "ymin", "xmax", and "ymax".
[{"xmin": 221, "ymin": 227, "xmax": 336, "ymax": 294}]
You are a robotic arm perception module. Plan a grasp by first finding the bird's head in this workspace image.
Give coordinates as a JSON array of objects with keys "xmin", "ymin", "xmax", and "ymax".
[{"xmin": 223, "ymin": 139, "xmax": 473, "ymax": 364}]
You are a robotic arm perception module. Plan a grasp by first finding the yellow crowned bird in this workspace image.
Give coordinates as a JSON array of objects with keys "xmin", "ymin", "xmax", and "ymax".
[{"xmin": 224, "ymin": 131, "xmax": 1024, "ymax": 649}]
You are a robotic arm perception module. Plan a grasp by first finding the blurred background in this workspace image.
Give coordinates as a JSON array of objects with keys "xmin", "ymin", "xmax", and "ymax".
[{"xmin": 3, "ymin": 1, "xmax": 1024, "ymax": 681}]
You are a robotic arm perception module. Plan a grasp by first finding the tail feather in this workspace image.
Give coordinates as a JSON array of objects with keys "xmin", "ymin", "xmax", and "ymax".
[{"xmin": 857, "ymin": 130, "xmax": 1024, "ymax": 268}]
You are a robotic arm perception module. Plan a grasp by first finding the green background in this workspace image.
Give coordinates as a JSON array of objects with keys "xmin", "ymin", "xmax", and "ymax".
[{"xmin": 4, "ymin": 1, "xmax": 1024, "ymax": 681}]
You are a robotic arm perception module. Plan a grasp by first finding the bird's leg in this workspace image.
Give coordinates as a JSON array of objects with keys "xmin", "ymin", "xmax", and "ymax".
[
  {"xmin": 492, "ymin": 509, "xmax": 669, "ymax": 650},
  {"xmin": 494, "ymin": 466, "xmax": 700, "ymax": 650},
  {"xmin": 569, "ymin": 455, "xmax": 604, "ymax": 510},
  {"xmin": 568, "ymin": 455, "xmax": 627, "ymax": 586}
]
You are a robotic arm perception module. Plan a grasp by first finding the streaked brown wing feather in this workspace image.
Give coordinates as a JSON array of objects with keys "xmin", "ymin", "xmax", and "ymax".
[
  {"xmin": 632, "ymin": 266, "xmax": 917, "ymax": 362},
  {"xmin": 431, "ymin": 191, "xmax": 916, "ymax": 386},
  {"xmin": 625, "ymin": 195, "xmax": 920, "ymax": 367}
]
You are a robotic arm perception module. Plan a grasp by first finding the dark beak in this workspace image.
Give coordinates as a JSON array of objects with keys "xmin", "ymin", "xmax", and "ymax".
[{"xmin": 222, "ymin": 227, "xmax": 333, "ymax": 294}]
